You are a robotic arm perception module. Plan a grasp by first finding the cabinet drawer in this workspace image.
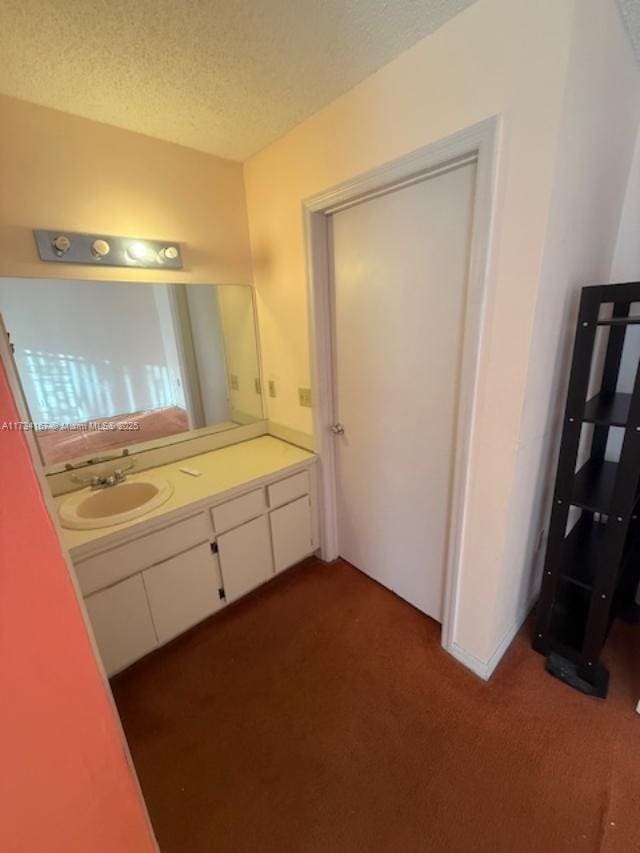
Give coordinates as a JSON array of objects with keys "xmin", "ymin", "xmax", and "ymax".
[
  {"xmin": 143, "ymin": 543, "xmax": 222, "ymax": 643},
  {"xmin": 212, "ymin": 488, "xmax": 265, "ymax": 533},
  {"xmin": 267, "ymin": 470, "xmax": 310, "ymax": 509},
  {"xmin": 85, "ymin": 574, "xmax": 157, "ymax": 676},
  {"xmin": 76, "ymin": 512, "xmax": 212, "ymax": 595},
  {"xmin": 218, "ymin": 515, "xmax": 273, "ymax": 602},
  {"xmin": 270, "ymin": 496, "xmax": 314, "ymax": 573}
]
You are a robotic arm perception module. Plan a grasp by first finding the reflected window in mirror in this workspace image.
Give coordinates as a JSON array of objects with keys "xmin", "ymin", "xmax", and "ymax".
[{"xmin": 0, "ymin": 278, "xmax": 264, "ymax": 469}]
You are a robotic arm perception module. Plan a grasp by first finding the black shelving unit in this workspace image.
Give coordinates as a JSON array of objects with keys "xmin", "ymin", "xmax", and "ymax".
[{"xmin": 533, "ymin": 282, "xmax": 640, "ymax": 698}]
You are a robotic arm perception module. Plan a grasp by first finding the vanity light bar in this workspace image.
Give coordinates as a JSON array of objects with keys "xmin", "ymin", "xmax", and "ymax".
[{"xmin": 33, "ymin": 229, "xmax": 183, "ymax": 270}]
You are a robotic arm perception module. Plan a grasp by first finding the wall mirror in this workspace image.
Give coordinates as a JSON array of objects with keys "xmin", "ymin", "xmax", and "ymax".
[{"xmin": 0, "ymin": 278, "xmax": 264, "ymax": 472}]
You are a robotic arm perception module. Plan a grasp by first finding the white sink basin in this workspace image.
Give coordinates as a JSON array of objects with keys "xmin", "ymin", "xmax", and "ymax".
[{"xmin": 59, "ymin": 477, "xmax": 173, "ymax": 530}]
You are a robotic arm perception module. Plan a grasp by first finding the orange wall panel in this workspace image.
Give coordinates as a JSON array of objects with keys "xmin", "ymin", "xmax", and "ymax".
[{"xmin": 0, "ymin": 361, "xmax": 156, "ymax": 853}]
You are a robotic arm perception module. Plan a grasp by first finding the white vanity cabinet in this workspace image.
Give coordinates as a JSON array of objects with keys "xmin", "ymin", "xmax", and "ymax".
[
  {"xmin": 217, "ymin": 515, "xmax": 273, "ymax": 602},
  {"xmin": 270, "ymin": 496, "xmax": 314, "ymax": 573},
  {"xmin": 268, "ymin": 471, "xmax": 314, "ymax": 573},
  {"xmin": 84, "ymin": 575, "xmax": 158, "ymax": 676},
  {"xmin": 143, "ymin": 543, "xmax": 223, "ymax": 643},
  {"xmin": 70, "ymin": 454, "xmax": 318, "ymax": 677}
]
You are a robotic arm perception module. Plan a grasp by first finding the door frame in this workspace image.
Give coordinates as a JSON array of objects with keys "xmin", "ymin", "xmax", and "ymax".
[{"xmin": 302, "ymin": 116, "xmax": 500, "ymax": 653}]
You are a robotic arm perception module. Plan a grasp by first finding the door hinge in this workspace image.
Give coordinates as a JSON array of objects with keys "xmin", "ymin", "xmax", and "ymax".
[
  {"xmin": 210, "ymin": 541, "xmax": 219, "ymax": 554},
  {"xmin": 218, "ymin": 587, "xmax": 226, "ymax": 600}
]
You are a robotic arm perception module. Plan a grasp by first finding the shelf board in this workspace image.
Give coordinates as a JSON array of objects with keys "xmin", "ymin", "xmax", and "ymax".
[
  {"xmin": 596, "ymin": 316, "xmax": 640, "ymax": 326},
  {"xmin": 583, "ymin": 393, "xmax": 632, "ymax": 427},
  {"xmin": 571, "ymin": 459, "xmax": 619, "ymax": 514},
  {"xmin": 560, "ymin": 515, "xmax": 607, "ymax": 590}
]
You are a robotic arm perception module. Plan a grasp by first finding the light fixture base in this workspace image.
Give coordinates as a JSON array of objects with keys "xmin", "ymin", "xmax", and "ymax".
[{"xmin": 33, "ymin": 229, "xmax": 183, "ymax": 270}]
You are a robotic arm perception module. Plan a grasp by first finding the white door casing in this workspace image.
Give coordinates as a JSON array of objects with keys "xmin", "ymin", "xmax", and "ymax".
[{"xmin": 303, "ymin": 116, "xmax": 500, "ymax": 652}]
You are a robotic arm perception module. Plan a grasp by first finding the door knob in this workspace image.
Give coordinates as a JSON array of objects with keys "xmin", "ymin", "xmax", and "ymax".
[{"xmin": 330, "ymin": 423, "xmax": 345, "ymax": 436}]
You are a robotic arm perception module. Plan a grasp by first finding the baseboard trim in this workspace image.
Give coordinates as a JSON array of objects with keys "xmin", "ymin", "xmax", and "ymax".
[{"xmin": 448, "ymin": 593, "xmax": 538, "ymax": 681}]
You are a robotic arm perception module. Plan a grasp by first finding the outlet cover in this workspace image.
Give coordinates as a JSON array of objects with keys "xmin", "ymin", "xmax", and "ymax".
[
  {"xmin": 229, "ymin": 374, "xmax": 239, "ymax": 390},
  {"xmin": 298, "ymin": 387, "xmax": 312, "ymax": 408},
  {"xmin": 268, "ymin": 380, "xmax": 277, "ymax": 398}
]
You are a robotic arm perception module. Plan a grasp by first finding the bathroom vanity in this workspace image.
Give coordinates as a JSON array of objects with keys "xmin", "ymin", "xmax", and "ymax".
[
  {"xmin": 56, "ymin": 436, "xmax": 319, "ymax": 676},
  {"xmin": 0, "ymin": 277, "xmax": 320, "ymax": 678}
]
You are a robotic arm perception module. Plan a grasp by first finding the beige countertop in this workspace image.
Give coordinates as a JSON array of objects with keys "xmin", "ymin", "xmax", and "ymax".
[{"xmin": 55, "ymin": 436, "xmax": 315, "ymax": 553}]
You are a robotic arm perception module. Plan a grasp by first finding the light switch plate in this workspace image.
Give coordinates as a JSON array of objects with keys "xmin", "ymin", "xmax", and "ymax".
[
  {"xmin": 230, "ymin": 374, "xmax": 239, "ymax": 390},
  {"xmin": 298, "ymin": 387, "xmax": 312, "ymax": 408}
]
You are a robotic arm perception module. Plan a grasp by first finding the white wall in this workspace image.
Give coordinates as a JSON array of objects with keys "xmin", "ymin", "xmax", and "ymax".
[
  {"xmin": 606, "ymin": 130, "xmax": 640, "ymax": 458},
  {"xmin": 496, "ymin": 0, "xmax": 640, "ymax": 657},
  {"xmin": 244, "ymin": 0, "xmax": 576, "ymax": 667},
  {"xmin": 611, "ymin": 127, "xmax": 640, "ymax": 282}
]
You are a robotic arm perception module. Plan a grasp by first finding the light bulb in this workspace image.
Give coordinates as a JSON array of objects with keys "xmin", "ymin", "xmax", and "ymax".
[
  {"xmin": 91, "ymin": 239, "xmax": 110, "ymax": 258},
  {"xmin": 128, "ymin": 241, "xmax": 148, "ymax": 261},
  {"xmin": 52, "ymin": 235, "xmax": 71, "ymax": 254}
]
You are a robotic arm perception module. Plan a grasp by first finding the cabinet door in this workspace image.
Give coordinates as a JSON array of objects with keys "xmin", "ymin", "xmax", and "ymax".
[
  {"xmin": 270, "ymin": 496, "xmax": 314, "ymax": 573},
  {"xmin": 85, "ymin": 574, "xmax": 157, "ymax": 676},
  {"xmin": 218, "ymin": 515, "xmax": 273, "ymax": 602},
  {"xmin": 143, "ymin": 543, "xmax": 223, "ymax": 644}
]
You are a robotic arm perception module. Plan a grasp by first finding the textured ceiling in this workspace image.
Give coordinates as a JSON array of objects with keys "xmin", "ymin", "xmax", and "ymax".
[
  {"xmin": 0, "ymin": 0, "xmax": 478, "ymax": 161},
  {"xmin": 617, "ymin": 0, "xmax": 640, "ymax": 62}
]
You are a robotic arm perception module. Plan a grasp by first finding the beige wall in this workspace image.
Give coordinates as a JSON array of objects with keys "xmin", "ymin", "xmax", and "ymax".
[
  {"xmin": 244, "ymin": 0, "xmax": 576, "ymax": 666},
  {"xmin": 498, "ymin": 0, "xmax": 640, "ymax": 658},
  {"xmin": 217, "ymin": 285, "xmax": 264, "ymax": 420},
  {"xmin": 611, "ymin": 127, "xmax": 640, "ymax": 282},
  {"xmin": 0, "ymin": 94, "xmax": 253, "ymax": 285}
]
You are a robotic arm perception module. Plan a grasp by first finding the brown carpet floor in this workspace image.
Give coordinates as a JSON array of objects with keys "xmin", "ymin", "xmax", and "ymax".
[{"xmin": 112, "ymin": 558, "xmax": 640, "ymax": 853}]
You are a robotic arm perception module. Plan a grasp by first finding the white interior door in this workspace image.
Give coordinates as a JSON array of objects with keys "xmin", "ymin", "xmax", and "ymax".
[{"xmin": 330, "ymin": 161, "xmax": 476, "ymax": 621}]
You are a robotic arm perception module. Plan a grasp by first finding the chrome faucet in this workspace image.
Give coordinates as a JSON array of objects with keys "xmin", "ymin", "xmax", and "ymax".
[
  {"xmin": 88, "ymin": 468, "xmax": 129, "ymax": 490},
  {"xmin": 66, "ymin": 449, "xmax": 134, "ymax": 489},
  {"xmin": 70, "ymin": 460, "xmax": 135, "ymax": 490}
]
